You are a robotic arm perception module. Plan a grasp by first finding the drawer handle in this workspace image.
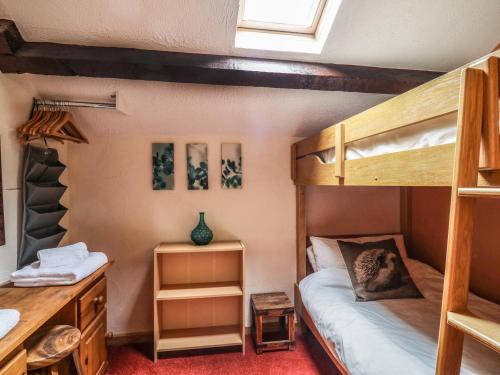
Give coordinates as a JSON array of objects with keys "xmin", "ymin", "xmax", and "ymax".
[{"xmin": 92, "ymin": 295, "xmax": 104, "ymax": 304}]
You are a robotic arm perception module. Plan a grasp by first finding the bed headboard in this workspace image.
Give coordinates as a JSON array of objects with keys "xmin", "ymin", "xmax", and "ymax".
[{"xmin": 296, "ymin": 185, "xmax": 411, "ymax": 282}]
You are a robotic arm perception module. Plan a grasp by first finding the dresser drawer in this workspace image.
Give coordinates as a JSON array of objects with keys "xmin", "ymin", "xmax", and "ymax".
[
  {"xmin": 0, "ymin": 350, "xmax": 27, "ymax": 375},
  {"xmin": 80, "ymin": 308, "xmax": 108, "ymax": 375},
  {"xmin": 79, "ymin": 277, "xmax": 107, "ymax": 331}
]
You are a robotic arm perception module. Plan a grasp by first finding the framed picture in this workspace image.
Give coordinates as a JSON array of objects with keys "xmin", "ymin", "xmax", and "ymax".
[
  {"xmin": 152, "ymin": 143, "xmax": 175, "ymax": 190},
  {"xmin": 221, "ymin": 143, "xmax": 242, "ymax": 189},
  {"xmin": 187, "ymin": 143, "xmax": 208, "ymax": 190}
]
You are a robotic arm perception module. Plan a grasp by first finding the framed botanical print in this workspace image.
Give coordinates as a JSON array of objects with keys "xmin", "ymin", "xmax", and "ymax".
[
  {"xmin": 187, "ymin": 143, "xmax": 208, "ymax": 190},
  {"xmin": 152, "ymin": 143, "xmax": 175, "ymax": 190},
  {"xmin": 221, "ymin": 143, "xmax": 242, "ymax": 189}
]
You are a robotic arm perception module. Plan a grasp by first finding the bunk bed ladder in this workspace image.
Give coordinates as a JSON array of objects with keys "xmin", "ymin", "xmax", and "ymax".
[{"xmin": 436, "ymin": 59, "xmax": 500, "ymax": 374}]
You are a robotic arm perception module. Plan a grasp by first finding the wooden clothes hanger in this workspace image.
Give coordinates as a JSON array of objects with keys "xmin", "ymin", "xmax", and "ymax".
[
  {"xmin": 47, "ymin": 110, "xmax": 89, "ymax": 144},
  {"xmin": 18, "ymin": 101, "xmax": 90, "ymax": 145},
  {"xmin": 19, "ymin": 101, "xmax": 51, "ymax": 141},
  {"xmin": 19, "ymin": 109, "xmax": 46, "ymax": 144},
  {"xmin": 30, "ymin": 110, "xmax": 56, "ymax": 136},
  {"xmin": 37, "ymin": 110, "xmax": 67, "ymax": 144},
  {"xmin": 18, "ymin": 109, "xmax": 43, "ymax": 135}
]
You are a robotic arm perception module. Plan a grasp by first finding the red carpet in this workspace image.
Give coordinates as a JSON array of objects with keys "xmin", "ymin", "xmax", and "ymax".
[{"xmin": 107, "ymin": 333, "xmax": 341, "ymax": 374}]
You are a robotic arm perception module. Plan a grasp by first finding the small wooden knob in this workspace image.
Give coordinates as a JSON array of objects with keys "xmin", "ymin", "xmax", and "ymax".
[{"xmin": 93, "ymin": 296, "xmax": 104, "ymax": 304}]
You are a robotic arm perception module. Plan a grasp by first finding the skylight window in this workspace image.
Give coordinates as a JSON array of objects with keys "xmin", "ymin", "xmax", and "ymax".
[
  {"xmin": 239, "ymin": 0, "xmax": 325, "ymax": 34},
  {"xmin": 235, "ymin": 0, "xmax": 342, "ymax": 54}
]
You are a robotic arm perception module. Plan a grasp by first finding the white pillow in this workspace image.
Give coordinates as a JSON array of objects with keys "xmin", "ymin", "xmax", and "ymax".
[
  {"xmin": 306, "ymin": 246, "xmax": 318, "ymax": 272},
  {"xmin": 310, "ymin": 234, "xmax": 408, "ymax": 272}
]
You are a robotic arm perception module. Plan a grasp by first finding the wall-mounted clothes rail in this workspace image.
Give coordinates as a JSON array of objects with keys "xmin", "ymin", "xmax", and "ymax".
[
  {"xmin": 33, "ymin": 97, "xmax": 116, "ymax": 110},
  {"xmin": 19, "ymin": 97, "xmax": 104, "ymax": 144}
]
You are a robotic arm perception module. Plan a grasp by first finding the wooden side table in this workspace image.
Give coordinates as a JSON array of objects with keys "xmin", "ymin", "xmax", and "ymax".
[{"xmin": 251, "ymin": 292, "xmax": 295, "ymax": 354}]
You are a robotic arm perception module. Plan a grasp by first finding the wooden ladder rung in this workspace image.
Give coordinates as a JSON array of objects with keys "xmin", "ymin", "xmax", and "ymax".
[
  {"xmin": 458, "ymin": 187, "xmax": 500, "ymax": 197},
  {"xmin": 447, "ymin": 310, "xmax": 500, "ymax": 353}
]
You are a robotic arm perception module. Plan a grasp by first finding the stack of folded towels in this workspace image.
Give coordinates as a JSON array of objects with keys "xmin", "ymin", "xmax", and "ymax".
[{"xmin": 10, "ymin": 242, "xmax": 108, "ymax": 287}]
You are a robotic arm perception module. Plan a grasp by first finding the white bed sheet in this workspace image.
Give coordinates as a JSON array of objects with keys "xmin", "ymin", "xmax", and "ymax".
[
  {"xmin": 317, "ymin": 117, "xmax": 457, "ymax": 164},
  {"xmin": 299, "ymin": 259, "xmax": 500, "ymax": 375}
]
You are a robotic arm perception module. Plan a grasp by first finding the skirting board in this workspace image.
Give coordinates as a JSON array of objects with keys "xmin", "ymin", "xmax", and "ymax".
[
  {"xmin": 108, "ymin": 331, "xmax": 153, "ymax": 347},
  {"xmin": 108, "ymin": 324, "xmax": 301, "ymax": 347}
]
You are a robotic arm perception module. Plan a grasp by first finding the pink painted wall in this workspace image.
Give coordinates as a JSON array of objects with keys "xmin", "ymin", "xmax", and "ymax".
[
  {"xmin": 68, "ymin": 136, "xmax": 297, "ymax": 334},
  {"xmin": 67, "ymin": 135, "xmax": 403, "ymax": 335},
  {"xmin": 410, "ymin": 187, "xmax": 500, "ymax": 304},
  {"xmin": 306, "ymin": 186, "xmax": 401, "ymax": 236}
]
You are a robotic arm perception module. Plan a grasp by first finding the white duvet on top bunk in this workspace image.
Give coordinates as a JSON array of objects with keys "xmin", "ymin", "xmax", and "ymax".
[
  {"xmin": 316, "ymin": 116, "xmax": 457, "ymax": 163},
  {"xmin": 299, "ymin": 258, "xmax": 500, "ymax": 375}
]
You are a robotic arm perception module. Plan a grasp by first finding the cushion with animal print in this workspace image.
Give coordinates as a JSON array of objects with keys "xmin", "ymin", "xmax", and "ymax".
[{"xmin": 337, "ymin": 238, "xmax": 422, "ymax": 301}]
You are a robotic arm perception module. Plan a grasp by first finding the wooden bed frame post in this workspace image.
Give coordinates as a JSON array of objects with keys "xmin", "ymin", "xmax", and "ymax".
[
  {"xmin": 479, "ymin": 57, "xmax": 500, "ymax": 170},
  {"xmin": 295, "ymin": 183, "xmax": 306, "ymax": 325},
  {"xmin": 296, "ymin": 185, "xmax": 306, "ymax": 284},
  {"xmin": 399, "ymin": 187, "xmax": 412, "ymax": 243},
  {"xmin": 436, "ymin": 67, "xmax": 486, "ymax": 375},
  {"xmin": 334, "ymin": 123, "xmax": 345, "ymax": 182}
]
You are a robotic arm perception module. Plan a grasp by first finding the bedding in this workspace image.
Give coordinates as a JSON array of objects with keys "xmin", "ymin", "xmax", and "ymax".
[
  {"xmin": 315, "ymin": 116, "xmax": 457, "ymax": 164},
  {"xmin": 299, "ymin": 258, "xmax": 500, "ymax": 375},
  {"xmin": 337, "ymin": 239, "xmax": 422, "ymax": 301},
  {"xmin": 309, "ymin": 234, "xmax": 407, "ymax": 272}
]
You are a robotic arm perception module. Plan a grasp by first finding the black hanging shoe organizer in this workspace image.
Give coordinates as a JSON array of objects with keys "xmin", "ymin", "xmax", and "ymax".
[{"xmin": 18, "ymin": 145, "xmax": 68, "ymax": 268}]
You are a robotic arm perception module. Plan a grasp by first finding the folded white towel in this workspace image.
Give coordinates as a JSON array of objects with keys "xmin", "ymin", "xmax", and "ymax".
[
  {"xmin": 11, "ymin": 252, "xmax": 108, "ymax": 286},
  {"xmin": 37, "ymin": 242, "xmax": 89, "ymax": 268},
  {"xmin": 0, "ymin": 309, "xmax": 20, "ymax": 339}
]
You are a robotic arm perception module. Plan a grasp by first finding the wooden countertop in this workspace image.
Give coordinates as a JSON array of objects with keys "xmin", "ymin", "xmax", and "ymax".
[{"xmin": 0, "ymin": 262, "xmax": 112, "ymax": 363}]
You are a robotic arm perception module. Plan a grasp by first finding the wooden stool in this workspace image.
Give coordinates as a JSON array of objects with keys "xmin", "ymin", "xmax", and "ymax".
[
  {"xmin": 251, "ymin": 292, "xmax": 295, "ymax": 354},
  {"xmin": 27, "ymin": 325, "xmax": 83, "ymax": 375}
]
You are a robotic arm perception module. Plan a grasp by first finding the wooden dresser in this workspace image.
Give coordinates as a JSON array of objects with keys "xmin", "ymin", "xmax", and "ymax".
[
  {"xmin": 0, "ymin": 263, "xmax": 111, "ymax": 375},
  {"xmin": 153, "ymin": 241, "xmax": 245, "ymax": 361}
]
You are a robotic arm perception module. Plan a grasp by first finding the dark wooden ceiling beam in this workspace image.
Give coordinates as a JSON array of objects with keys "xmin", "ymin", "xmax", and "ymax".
[
  {"xmin": 0, "ymin": 19, "xmax": 443, "ymax": 94},
  {"xmin": 0, "ymin": 19, "xmax": 23, "ymax": 54}
]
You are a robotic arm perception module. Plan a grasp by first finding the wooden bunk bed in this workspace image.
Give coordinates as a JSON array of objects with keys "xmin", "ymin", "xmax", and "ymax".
[{"xmin": 292, "ymin": 49, "xmax": 500, "ymax": 375}]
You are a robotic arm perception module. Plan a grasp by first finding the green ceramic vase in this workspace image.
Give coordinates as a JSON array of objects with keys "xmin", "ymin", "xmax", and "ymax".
[{"xmin": 191, "ymin": 212, "xmax": 213, "ymax": 245}]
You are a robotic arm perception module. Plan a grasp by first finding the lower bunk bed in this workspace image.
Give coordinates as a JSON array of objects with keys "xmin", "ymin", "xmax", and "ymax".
[{"xmin": 295, "ymin": 235, "xmax": 500, "ymax": 375}]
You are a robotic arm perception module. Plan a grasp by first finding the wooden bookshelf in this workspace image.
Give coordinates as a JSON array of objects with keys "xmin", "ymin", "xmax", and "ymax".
[{"xmin": 153, "ymin": 241, "xmax": 245, "ymax": 361}]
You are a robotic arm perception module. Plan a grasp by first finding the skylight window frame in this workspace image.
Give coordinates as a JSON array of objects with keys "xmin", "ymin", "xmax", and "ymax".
[
  {"xmin": 237, "ymin": 0, "xmax": 328, "ymax": 35},
  {"xmin": 235, "ymin": 0, "xmax": 342, "ymax": 54}
]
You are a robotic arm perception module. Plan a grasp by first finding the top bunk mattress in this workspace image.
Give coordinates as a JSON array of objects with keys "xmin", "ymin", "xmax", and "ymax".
[
  {"xmin": 299, "ymin": 259, "xmax": 500, "ymax": 375},
  {"xmin": 316, "ymin": 114, "xmax": 457, "ymax": 164}
]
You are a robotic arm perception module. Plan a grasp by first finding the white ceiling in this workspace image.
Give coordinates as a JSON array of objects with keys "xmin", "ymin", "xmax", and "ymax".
[
  {"xmin": 1, "ymin": 0, "xmax": 499, "ymax": 70},
  {"xmin": 1, "ymin": 0, "xmax": 499, "ymax": 137}
]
